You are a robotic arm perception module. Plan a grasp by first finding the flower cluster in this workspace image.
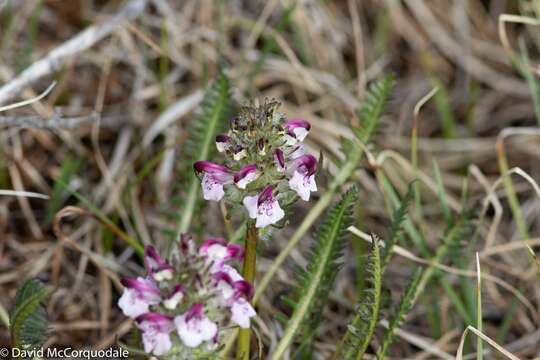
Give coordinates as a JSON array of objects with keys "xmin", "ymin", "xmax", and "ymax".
[
  {"xmin": 118, "ymin": 237, "xmax": 256, "ymax": 357},
  {"xmin": 194, "ymin": 100, "xmax": 317, "ymax": 228}
]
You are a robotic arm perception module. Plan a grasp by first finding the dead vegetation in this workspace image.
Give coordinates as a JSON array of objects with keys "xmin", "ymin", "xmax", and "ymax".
[{"xmin": 1, "ymin": 0, "xmax": 540, "ymax": 358}]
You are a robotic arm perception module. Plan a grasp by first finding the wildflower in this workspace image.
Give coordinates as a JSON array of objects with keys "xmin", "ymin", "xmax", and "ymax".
[
  {"xmin": 215, "ymin": 134, "xmax": 231, "ymax": 153},
  {"xmin": 231, "ymin": 297, "xmax": 257, "ymax": 329},
  {"xmin": 284, "ymin": 119, "xmax": 311, "ymax": 142},
  {"xmin": 163, "ymin": 285, "xmax": 184, "ymax": 310},
  {"xmin": 243, "ymin": 185, "xmax": 285, "ymax": 228},
  {"xmin": 193, "ymin": 161, "xmax": 233, "ymax": 201},
  {"xmin": 136, "ymin": 313, "xmax": 174, "ymax": 356},
  {"xmin": 213, "ymin": 274, "xmax": 256, "ymax": 329},
  {"xmin": 118, "ymin": 277, "xmax": 160, "ymax": 318},
  {"xmin": 234, "ymin": 164, "xmax": 260, "ymax": 189},
  {"xmin": 287, "ymin": 154, "xmax": 318, "ymax": 201},
  {"xmin": 175, "ymin": 304, "xmax": 218, "ymax": 348},
  {"xmin": 144, "ymin": 246, "xmax": 174, "ymax": 282},
  {"xmin": 199, "ymin": 238, "xmax": 244, "ymax": 267}
]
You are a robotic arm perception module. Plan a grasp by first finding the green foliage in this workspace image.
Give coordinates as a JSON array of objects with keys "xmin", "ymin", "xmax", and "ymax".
[
  {"xmin": 46, "ymin": 155, "xmax": 81, "ymax": 224},
  {"xmin": 9, "ymin": 279, "xmax": 53, "ymax": 351},
  {"xmin": 381, "ymin": 183, "xmax": 414, "ymax": 273},
  {"xmin": 354, "ymin": 74, "xmax": 395, "ymax": 143},
  {"xmin": 270, "ymin": 187, "xmax": 358, "ymax": 360},
  {"xmin": 176, "ymin": 69, "xmax": 232, "ymax": 237},
  {"xmin": 333, "ymin": 236, "xmax": 381, "ymax": 360},
  {"xmin": 377, "ymin": 267, "xmax": 423, "ymax": 359}
]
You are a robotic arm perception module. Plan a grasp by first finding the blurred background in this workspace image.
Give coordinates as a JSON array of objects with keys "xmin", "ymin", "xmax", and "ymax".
[{"xmin": 1, "ymin": 0, "xmax": 540, "ymax": 358}]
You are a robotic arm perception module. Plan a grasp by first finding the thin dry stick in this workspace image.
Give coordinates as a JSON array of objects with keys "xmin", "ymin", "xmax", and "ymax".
[{"xmin": 0, "ymin": 0, "xmax": 148, "ymax": 105}]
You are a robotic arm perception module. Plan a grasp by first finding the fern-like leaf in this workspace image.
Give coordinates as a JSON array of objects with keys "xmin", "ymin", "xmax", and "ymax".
[
  {"xmin": 9, "ymin": 279, "xmax": 53, "ymax": 351},
  {"xmin": 333, "ymin": 236, "xmax": 382, "ymax": 360},
  {"xmin": 381, "ymin": 182, "xmax": 414, "ymax": 273},
  {"xmin": 270, "ymin": 187, "xmax": 358, "ymax": 360},
  {"xmin": 376, "ymin": 267, "xmax": 423, "ymax": 359},
  {"xmin": 176, "ymin": 69, "xmax": 232, "ymax": 236},
  {"xmin": 354, "ymin": 74, "xmax": 395, "ymax": 143}
]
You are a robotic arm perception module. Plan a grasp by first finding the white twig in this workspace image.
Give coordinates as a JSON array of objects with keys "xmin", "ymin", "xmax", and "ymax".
[
  {"xmin": 0, "ymin": 189, "xmax": 49, "ymax": 200},
  {"xmin": 0, "ymin": 81, "xmax": 56, "ymax": 113},
  {"xmin": 0, "ymin": 0, "xmax": 148, "ymax": 105}
]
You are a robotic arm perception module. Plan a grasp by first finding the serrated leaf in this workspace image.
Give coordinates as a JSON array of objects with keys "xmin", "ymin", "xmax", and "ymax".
[
  {"xmin": 355, "ymin": 74, "xmax": 395, "ymax": 143},
  {"xmin": 377, "ymin": 267, "xmax": 423, "ymax": 359},
  {"xmin": 333, "ymin": 236, "xmax": 382, "ymax": 360},
  {"xmin": 270, "ymin": 188, "xmax": 358, "ymax": 360},
  {"xmin": 9, "ymin": 279, "xmax": 53, "ymax": 351}
]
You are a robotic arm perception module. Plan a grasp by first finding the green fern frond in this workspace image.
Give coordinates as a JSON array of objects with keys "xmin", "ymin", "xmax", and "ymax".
[
  {"xmin": 354, "ymin": 74, "xmax": 395, "ymax": 143},
  {"xmin": 270, "ymin": 187, "xmax": 358, "ymax": 360},
  {"xmin": 333, "ymin": 236, "xmax": 382, "ymax": 360},
  {"xmin": 9, "ymin": 279, "xmax": 53, "ymax": 351},
  {"xmin": 381, "ymin": 182, "xmax": 414, "ymax": 273},
  {"xmin": 175, "ymin": 69, "xmax": 232, "ymax": 238},
  {"xmin": 377, "ymin": 267, "xmax": 423, "ymax": 359}
]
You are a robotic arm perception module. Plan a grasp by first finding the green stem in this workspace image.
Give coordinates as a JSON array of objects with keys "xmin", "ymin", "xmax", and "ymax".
[{"xmin": 236, "ymin": 223, "xmax": 258, "ymax": 360}]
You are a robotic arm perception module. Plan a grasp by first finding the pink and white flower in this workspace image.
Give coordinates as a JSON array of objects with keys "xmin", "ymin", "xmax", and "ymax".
[
  {"xmin": 284, "ymin": 119, "xmax": 311, "ymax": 142},
  {"xmin": 136, "ymin": 313, "xmax": 174, "ymax": 356},
  {"xmin": 175, "ymin": 304, "xmax": 218, "ymax": 348},
  {"xmin": 118, "ymin": 277, "xmax": 161, "ymax": 318},
  {"xmin": 144, "ymin": 246, "xmax": 174, "ymax": 282},
  {"xmin": 212, "ymin": 273, "xmax": 256, "ymax": 329},
  {"xmin": 243, "ymin": 186, "xmax": 285, "ymax": 228},
  {"xmin": 234, "ymin": 164, "xmax": 260, "ymax": 189},
  {"xmin": 199, "ymin": 238, "xmax": 244, "ymax": 269},
  {"xmin": 215, "ymin": 134, "xmax": 231, "ymax": 153},
  {"xmin": 288, "ymin": 154, "xmax": 317, "ymax": 201},
  {"xmin": 194, "ymin": 161, "xmax": 233, "ymax": 201},
  {"xmin": 163, "ymin": 285, "xmax": 184, "ymax": 310},
  {"xmin": 231, "ymin": 297, "xmax": 257, "ymax": 329}
]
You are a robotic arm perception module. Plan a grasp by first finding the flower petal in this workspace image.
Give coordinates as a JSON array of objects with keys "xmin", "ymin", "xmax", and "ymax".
[
  {"xmin": 118, "ymin": 288, "xmax": 150, "ymax": 318},
  {"xmin": 242, "ymin": 195, "xmax": 259, "ymax": 219},
  {"xmin": 201, "ymin": 173, "xmax": 226, "ymax": 201},
  {"xmin": 255, "ymin": 198, "xmax": 285, "ymax": 228},
  {"xmin": 231, "ymin": 298, "xmax": 256, "ymax": 329}
]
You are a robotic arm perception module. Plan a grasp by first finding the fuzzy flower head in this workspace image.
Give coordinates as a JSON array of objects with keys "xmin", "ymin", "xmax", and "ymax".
[
  {"xmin": 194, "ymin": 100, "xmax": 318, "ymax": 228},
  {"xmin": 117, "ymin": 240, "xmax": 256, "ymax": 358}
]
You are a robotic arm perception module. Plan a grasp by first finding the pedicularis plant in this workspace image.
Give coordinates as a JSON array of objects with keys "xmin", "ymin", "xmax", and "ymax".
[
  {"xmin": 117, "ymin": 96, "xmax": 319, "ymax": 359},
  {"xmin": 113, "ymin": 72, "xmax": 475, "ymax": 360}
]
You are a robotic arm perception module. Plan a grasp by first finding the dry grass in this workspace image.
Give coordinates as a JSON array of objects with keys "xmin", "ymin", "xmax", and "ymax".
[{"xmin": 1, "ymin": 0, "xmax": 540, "ymax": 358}]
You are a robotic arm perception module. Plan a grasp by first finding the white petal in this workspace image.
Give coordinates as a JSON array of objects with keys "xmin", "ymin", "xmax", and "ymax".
[
  {"xmin": 236, "ymin": 171, "xmax": 259, "ymax": 189},
  {"xmin": 198, "ymin": 317, "xmax": 219, "ymax": 341},
  {"xmin": 175, "ymin": 315, "xmax": 218, "ymax": 348},
  {"xmin": 220, "ymin": 264, "xmax": 244, "ymax": 282},
  {"xmin": 142, "ymin": 331, "xmax": 172, "ymax": 356},
  {"xmin": 231, "ymin": 298, "xmax": 256, "ymax": 329},
  {"xmin": 163, "ymin": 292, "xmax": 184, "ymax": 310},
  {"xmin": 206, "ymin": 244, "xmax": 229, "ymax": 262},
  {"xmin": 233, "ymin": 149, "xmax": 247, "ymax": 161},
  {"xmin": 288, "ymin": 171, "xmax": 311, "ymax": 201},
  {"xmin": 118, "ymin": 289, "xmax": 150, "ymax": 318},
  {"xmin": 201, "ymin": 173, "xmax": 225, "ymax": 201},
  {"xmin": 255, "ymin": 199, "xmax": 285, "ymax": 228},
  {"xmin": 153, "ymin": 269, "xmax": 173, "ymax": 282},
  {"xmin": 217, "ymin": 279, "xmax": 235, "ymax": 301},
  {"xmin": 309, "ymin": 174, "xmax": 317, "ymax": 191},
  {"xmin": 242, "ymin": 195, "xmax": 259, "ymax": 219},
  {"xmin": 293, "ymin": 127, "xmax": 309, "ymax": 141}
]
